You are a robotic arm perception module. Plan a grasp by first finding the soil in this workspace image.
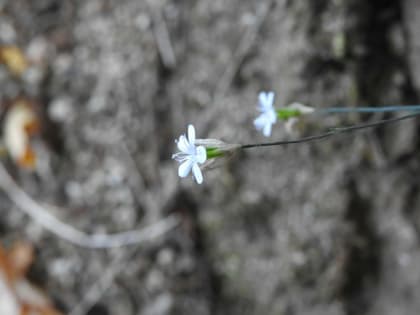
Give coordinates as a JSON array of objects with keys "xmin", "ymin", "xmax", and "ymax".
[{"xmin": 1, "ymin": 0, "xmax": 420, "ymax": 314}]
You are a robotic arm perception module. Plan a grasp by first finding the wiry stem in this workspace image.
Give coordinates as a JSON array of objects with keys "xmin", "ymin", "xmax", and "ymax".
[
  {"xmin": 320, "ymin": 105, "xmax": 420, "ymax": 114},
  {"xmin": 241, "ymin": 112, "xmax": 420, "ymax": 149}
]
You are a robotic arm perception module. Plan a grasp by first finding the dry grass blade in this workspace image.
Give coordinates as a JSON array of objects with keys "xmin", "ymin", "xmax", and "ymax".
[{"xmin": 0, "ymin": 163, "xmax": 179, "ymax": 248}]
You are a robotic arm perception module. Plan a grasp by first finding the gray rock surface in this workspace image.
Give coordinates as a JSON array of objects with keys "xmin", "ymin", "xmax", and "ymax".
[{"xmin": 0, "ymin": 1, "xmax": 420, "ymax": 314}]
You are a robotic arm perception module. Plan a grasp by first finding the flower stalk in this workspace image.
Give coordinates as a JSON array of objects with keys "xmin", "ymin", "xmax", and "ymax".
[
  {"xmin": 173, "ymin": 91, "xmax": 420, "ymax": 184},
  {"xmin": 320, "ymin": 105, "xmax": 420, "ymax": 114},
  {"xmin": 172, "ymin": 126, "xmax": 241, "ymax": 184},
  {"xmin": 242, "ymin": 111, "xmax": 420, "ymax": 149}
]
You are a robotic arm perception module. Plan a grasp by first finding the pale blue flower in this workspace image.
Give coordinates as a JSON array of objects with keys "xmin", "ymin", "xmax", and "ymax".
[
  {"xmin": 254, "ymin": 91, "xmax": 277, "ymax": 137},
  {"xmin": 172, "ymin": 125, "xmax": 207, "ymax": 184}
]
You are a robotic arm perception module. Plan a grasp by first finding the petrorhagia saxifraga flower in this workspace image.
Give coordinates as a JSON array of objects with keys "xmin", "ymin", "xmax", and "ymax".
[
  {"xmin": 172, "ymin": 125, "xmax": 207, "ymax": 184},
  {"xmin": 254, "ymin": 91, "xmax": 315, "ymax": 137},
  {"xmin": 172, "ymin": 125, "xmax": 241, "ymax": 184},
  {"xmin": 254, "ymin": 91, "xmax": 277, "ymax": 137}
]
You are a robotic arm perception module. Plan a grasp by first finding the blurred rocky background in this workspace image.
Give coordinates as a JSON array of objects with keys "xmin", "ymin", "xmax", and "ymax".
[{"xmin": 1, "ymin": 0, "xmax": 420, "ymax": 314}]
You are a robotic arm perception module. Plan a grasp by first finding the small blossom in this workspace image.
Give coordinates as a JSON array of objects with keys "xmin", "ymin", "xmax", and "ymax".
[
  {"xmin": 172, "ymin": 125, "xmax": 207, "ymax": 184},
  {"xmin": 254, "ymin": 91, "xmax": 277, "ymax": 137},
  {"xmin": 253, "ymin": 91, "xmax": 315, "ymax": 136}
]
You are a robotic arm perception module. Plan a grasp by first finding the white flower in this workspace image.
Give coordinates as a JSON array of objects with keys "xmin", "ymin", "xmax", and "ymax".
[
  {"xmin": 172, "ymin": 125, "xmax": 207, "ymax": 184},
  {"xmin": 254, "ymin": 91, "xmax": 277, "ymax": 137}
]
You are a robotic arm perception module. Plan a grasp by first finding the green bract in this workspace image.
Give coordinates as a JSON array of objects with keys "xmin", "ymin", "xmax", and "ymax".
[
  {"xmin": 276, "ymin": 108, "xmax": 301, "ymax": 120},
  {"xmin": 206, "ymin": 147, "xmax": 225, "ymax": 159}
]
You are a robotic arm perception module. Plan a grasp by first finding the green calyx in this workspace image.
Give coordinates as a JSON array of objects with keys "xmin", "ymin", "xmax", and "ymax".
[
  {"xmin": 276, "ymin": 108, "xmax": 301, "ymax": 120},
  {"xmin": 206, "ymin": 147, "xmax": 225, "ymax": 159}
]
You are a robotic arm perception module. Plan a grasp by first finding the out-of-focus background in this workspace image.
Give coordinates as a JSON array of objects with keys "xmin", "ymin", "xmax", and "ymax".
[{"xmin": 1, "ymin": 0, "xmax": 420, "ymax": 314}]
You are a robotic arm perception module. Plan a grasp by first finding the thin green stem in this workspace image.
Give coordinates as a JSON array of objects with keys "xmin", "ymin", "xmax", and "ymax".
[
  {"xmin": 241, "ymin": 112, "xmax": 420, "ymax": 149},
  {"xmin": 320, "ymin": 105, "xmax": 420, "ymax": 114}
]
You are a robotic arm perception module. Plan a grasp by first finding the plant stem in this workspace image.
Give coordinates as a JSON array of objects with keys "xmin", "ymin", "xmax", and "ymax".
[
  {"xmin": 241, "ymin": 112, "xmax": 420, "ymax": 149},
  {"xmin": 320, "ymin": 105, "xmax": 420, "ymax": 114}
]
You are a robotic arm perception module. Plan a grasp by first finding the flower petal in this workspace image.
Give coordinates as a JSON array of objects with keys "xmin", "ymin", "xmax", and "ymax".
[
  {"xmin": 196, "ymin": 146, "xmax": 207, "ymax": 164},
  {"xmin": 177, "ymin": 135, "xmax": 189, "ymax": 153},
  {"xmin": 172, "ymin": 152, "xmax": 182, "ymax": 161},
  {"xmin": 266, "ymin": 92, "xmax": 274, "ymax": 108},
  {"xmin": 192, "ymin": 163, "xmax": 203, "ymax": 184},
  {"xmin": 263, "ymin": 122, "xmax": 272, "ymax": 137},
  {"xmin": 258, "ymin": 91, "xmax": 275, "ymax": 111},
  {"xmin": 188, "ymin": 124, "xmax": 195, "ymax": 144},
  {"xmin": 267, "ymin": 109, "xmax": 277, "ymax": 124},
  {"xmin": 178, "ymin": 159, "xmax": 193, "ymax": 178},
  {"xmin": 254, "ymin": 114, "xmax": 267, "ymax": 130},
  {"xmin": 259, "ymin": 92, "xmax": 268, "ymax": 107}
]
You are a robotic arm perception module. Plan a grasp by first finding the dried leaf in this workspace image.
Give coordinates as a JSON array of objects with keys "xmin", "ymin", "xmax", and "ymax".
[
  {"xmin": 3, "ymin": 100, "xmax": 39, "ymax": 169},
  {"xmin": 0, "ymin": 46, "xmax": 29, "ymax": 75},
  {"xmin": 0, "ymin": 242, "xmax": 63, "ymax": 315}
]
